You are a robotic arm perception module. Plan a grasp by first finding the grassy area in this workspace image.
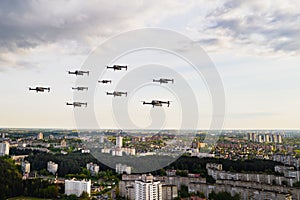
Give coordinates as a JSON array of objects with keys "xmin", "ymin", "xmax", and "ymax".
[{"xmin": 8, "ymin": 197, "xmax": 51, "ymax": 200}]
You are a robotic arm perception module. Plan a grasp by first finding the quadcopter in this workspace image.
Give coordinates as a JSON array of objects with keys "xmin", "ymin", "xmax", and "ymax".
[
  {"xmin": 29, "ymin": 87, "xmax": 50, "ymax": 93},
  {"xmin": 106, "ymin": 65, "xmax": 127, "ymax": 71},
  {"xmin": 72, "ymin": 87, "xmax": 88, "ymax": 91},
  {"xmin": 106, "ymin": 91, "xmax": 127, "ymax": 97},
  {"xmin": 66, "ymin": 102, "xmax": 88, "ymax": 107},
  {"xmin": 98, "ymin": 80, "xmax": 112, "ymax": 84},
  {"xmin": 142, "ymin": 100, "xmax": 171, "ymax": 108},
  {"xmin": 153, "ymin": 78, "xmax": 174, "ymax": 84},
  {"xmin": 68, "ymin": 70, "xmax": 90, "ymax": 76}
]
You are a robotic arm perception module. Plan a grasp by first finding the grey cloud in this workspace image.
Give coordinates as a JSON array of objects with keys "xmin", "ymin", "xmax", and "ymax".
[
  {"xmin": 0, "ymin": 0, "xmax": 152, "ymax": 52},
  {"xmin": 201, "ymin": 0, "xmax": 300, "ymax": 54}
]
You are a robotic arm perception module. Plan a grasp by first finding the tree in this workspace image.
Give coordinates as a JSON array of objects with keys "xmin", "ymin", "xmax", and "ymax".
[{"xmin": 0, "ymin": 157, "xmax": 23, "ymax": 199}]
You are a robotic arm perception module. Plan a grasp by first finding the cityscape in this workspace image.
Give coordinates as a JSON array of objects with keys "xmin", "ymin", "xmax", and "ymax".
[
  {"xmin": 1, "ymin": 1, "xmax": 300, "ymax": 200},
  {"xmin": 2, "ymin": 129, "xmax": 300, "ymax": 199}
]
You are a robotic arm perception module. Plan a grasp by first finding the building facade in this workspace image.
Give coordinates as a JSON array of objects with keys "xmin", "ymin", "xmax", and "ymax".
[
  {"xmin": 47, "ymin": 161, "xmax": 58, "ymax": 175},
  {"xmin": 135, "ymin": 174, "xmax": 162, "ymax": 200},
  {"xmin": 0, "ymin": 141, "xmax": 9, "ymax": 156},
  {"xmin": 65, "ymin": 179, "xmax": 91, "ymax": 197}
]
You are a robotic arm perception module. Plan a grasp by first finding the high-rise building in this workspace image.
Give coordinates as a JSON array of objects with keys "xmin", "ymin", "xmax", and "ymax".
[
  {"xmin": 0, "ymin": 133, "xmax": 6, "ymax": 139},
  {"xmin": 135, "ymin": 174, "xmax": 162, "ymax": 200},
  {"xmin": 258, "ymin": 135, "xmax": 263, "ymax": 143},
  {"xmin": 265, "ymin": 134, "xmax": 270, "ymax": 143},
  {"xmin": 37, "ymin": 132, "xmax": 43, "ymax": 140},
  {"xmin": 99, "ymin": 135, "xmax": 104, "ymax": 143},
  {"xmin": 116, "ymin": 136, "xmax": 123, "ymax": 148},
  {"xmin": 47, "ymin": 161, "xmax": 58, "ymax": 175},
  {"xmin": 65, "ymin": 179, "xmax": 91, "ymax": 197},
  {"xmin": 86, "ymin": 162, "xmax": 99, "ymax": 176},
  {"xmin": 162, "ymin": 185, "xmax": 178, "ymax": 200},
  {"xmin": 247, "ymin": 132, "xmax": 257, "ymax": 141},
  {"xmin": 0, "ymin": 141, "xmax": 10, "ymax": 156},
  {"xmin": 277, "ymin": 134, "xmax": 283, "ymax": 143}
]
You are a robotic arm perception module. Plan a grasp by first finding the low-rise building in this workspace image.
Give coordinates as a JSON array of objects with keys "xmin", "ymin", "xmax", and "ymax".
[{"xmin": 116, "ymin": 163, "xmax": 131, "ymax": 174}]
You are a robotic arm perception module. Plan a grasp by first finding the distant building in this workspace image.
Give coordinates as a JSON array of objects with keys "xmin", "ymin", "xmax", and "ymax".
[
  {"xmin": 47, "ymin": 161, "xmax": 58, "ymax": 175},
  {"xmin": 112, "ymin": 148, "xmax": 123, "ymax": 156},
  {"xmin": 61, "ymin": 139, "xmax": 67, "ymax": 147},
  {"xmin": 166, "ymin": 170, "xmax": 177, "ymax": 177},
  {"xmin": 81, "ymin": 149, "xmax": 90, "ymax": 154},
  {"xmin": 206, "ymin": 163, "xmax": 222, "ymax": 171},
  {"xmin": 0, "ymin": 141, "xmax": 10, "ymax": 156},
  {"xmin": 116, "ymin": 136, "xmax": 123, "ymax": 148},
  {"xmin": 37, "ymin": 132, "xmax": 43, "ymax": 140},
  {"xmin": 65, "ymin": 179, "xmax": 91, "ymax": 197},
  {"xmin": 247, "ymin": 132, "xmax": 283, "ymax": 144},
  {"xmin": 99, "ymin": 135, "xmax": 104, "ymax": 143},
  {"xmin": 0, "ymin": 133, "xmax": 6, "ymax": 139},
  {"xmin": 86, "ymin": 162, "xmax": 99, "ymax": 176},
  {"xmin": 116, "ymin": 163, "xmax": 132, "ymax": 174},
  {"xmin": 135, "ymin": 174, "xmax": 162, "ymax": 200},
  {"xmin": 162, "ymin": 184, "xmax": 178, "ymax": 200},
  {"xmin": 192, "ymin": 141, "xmax": 206, "ymax": 149},
  {"xmin": 48, "ymin": 134, "xmax": 55, "ymax": 140},
  {"xmin": 22, "ymin": 160, "xmax": 30, "ymax": 174}
]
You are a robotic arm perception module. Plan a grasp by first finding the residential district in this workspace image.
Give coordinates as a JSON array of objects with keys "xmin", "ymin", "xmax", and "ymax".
[{"xmin": 1, "ymin": 129, "xmax": 300, "ymax": 200}]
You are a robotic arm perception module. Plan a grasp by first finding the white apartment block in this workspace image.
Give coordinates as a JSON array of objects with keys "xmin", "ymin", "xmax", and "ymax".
[
  {"xmin": 0, "ymin": 141, "xmax": 9, "ymax": 156},
  {"xmin": 116, "ymin": 136, "xmax": 123, "ymax": 148},
  {"xmin": 47, "ymin": 161, "xmax": 58, "ymax": 175},
  {"xmin": 65, "ymin": 179, "xmax": 91, "ymax": 197},
  {"xmin": 135, "ymin": 174, "xmax": 162, "ymax": 200}
]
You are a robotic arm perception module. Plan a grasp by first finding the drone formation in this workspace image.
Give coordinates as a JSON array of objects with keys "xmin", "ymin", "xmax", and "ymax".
[{"xmin": 29, "ymin": 66, "xmax": 175, "ymax": 108}]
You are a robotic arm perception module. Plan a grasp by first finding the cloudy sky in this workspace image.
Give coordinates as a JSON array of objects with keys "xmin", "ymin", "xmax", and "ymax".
[{"xmin": 0, "ymin": 0, "xmax": 300, "ymax": 129}]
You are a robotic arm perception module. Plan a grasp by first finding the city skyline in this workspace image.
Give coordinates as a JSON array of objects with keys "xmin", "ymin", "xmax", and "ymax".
[{"xmin": 0, "ymin": 1, "xmax": 300, "ymax": 129}]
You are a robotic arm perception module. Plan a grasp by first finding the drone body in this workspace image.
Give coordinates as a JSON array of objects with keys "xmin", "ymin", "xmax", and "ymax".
[
  {"xmin": 107, "ymin": 65, "xmax": 127, "ymax": 71},
  {"xmin": 142, "ymin": 100, "xmax": 171, "ymax": 108},
  {"xmin": 66, "ymin": 102, "xmax": 87, "ymax": 107},
  {"xmin": 106, "ymin": 91, "xmax": 127, "ymax": 97},
  {"xmin": 29, "ymin": 87, "xmax": 50, "ymax": 93},
  {"xmin": 68, "ymin": 70, "xmax": 90, "ymax": 76},
  {"xmin": 153, "ymin": 78, "xmax": 174, "ymax": 84}
]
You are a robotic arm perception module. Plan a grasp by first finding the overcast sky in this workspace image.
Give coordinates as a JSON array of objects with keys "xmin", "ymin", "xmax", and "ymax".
[{"xmin": 0, "ymin": 0, "xmax": 300, "ymax": 129}]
